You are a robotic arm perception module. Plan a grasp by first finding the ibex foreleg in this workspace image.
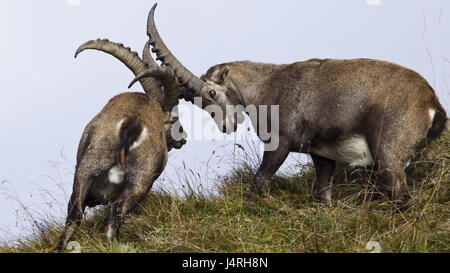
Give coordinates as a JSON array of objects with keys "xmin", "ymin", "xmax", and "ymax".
[
  {"xmin": 311, "ymin": 155, "xmax": 336, "ymax": 205},
  {"xmin": 248, "ymin": 136, "xmax": 290, "ymax": 200}
]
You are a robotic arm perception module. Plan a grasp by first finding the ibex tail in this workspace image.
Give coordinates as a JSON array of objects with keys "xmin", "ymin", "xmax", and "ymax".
[{"xmin": 117, "ymin": 116, "xmax": 144, "ymax": 167}]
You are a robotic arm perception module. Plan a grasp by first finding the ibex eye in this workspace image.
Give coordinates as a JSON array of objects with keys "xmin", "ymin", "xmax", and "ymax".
[{"xmin": 209, "ymin": 90, "xmax": 217, "ymax": 98}]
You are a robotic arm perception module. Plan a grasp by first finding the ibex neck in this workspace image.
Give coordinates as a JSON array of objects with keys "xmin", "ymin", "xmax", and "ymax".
[{"xmin": 227, "ymin": 61, "xmax": 283, "ymax": 107}]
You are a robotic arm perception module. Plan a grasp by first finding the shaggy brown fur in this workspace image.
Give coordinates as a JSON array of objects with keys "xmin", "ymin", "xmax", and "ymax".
[
  {"xmin": 143, "ymin": 5, "xmax": 448, "ymax": 209},
  {"xmin": 55, "ymin": 37, "xmax": 186, "ymax": 251}
]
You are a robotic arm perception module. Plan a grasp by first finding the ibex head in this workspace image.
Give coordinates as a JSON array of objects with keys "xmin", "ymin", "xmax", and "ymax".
[{"xmin": 130, "ymin": 4, "xmax": 245, "ymax": 134}]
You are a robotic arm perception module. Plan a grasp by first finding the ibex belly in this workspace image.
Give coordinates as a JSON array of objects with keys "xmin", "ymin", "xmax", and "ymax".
[{"xmin": 312, "ymin": 135, "xmax": 373, "ymax": 167}]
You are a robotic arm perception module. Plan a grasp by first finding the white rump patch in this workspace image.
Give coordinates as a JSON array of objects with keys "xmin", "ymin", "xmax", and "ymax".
[
  {"xmin": 313, "ymin": 135, "xmax": 374, "ymax": 167},
  {"xmin": 129, "ymin": 127, "xmax": 148, "ymax": 150},
  {"xmin": 428, "ymin": 108, "xmax": 436, "ymax": 122},
  {"xmin": 108, "ymin": 165, "xmax": 124, "ymax": 184}
]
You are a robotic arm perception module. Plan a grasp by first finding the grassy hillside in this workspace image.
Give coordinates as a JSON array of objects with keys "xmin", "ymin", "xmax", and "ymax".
[{"xmin": 1, "ymin": 132, "xmax": 448, "ymax": 253}]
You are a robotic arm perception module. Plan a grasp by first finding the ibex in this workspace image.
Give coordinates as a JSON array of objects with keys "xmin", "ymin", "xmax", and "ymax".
[
  {"xmin": 55, "ymin": 35, "xmax": 186, "ymax": 251},
  {"xmin": 132, "ymin": 4, "xmax": 448, "ymax": 208}
]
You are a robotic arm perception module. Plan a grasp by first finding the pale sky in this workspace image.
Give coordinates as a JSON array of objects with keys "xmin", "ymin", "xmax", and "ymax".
[{"xmin": 0, "ymin": 0, "xmax": 449, "ymax": 242}]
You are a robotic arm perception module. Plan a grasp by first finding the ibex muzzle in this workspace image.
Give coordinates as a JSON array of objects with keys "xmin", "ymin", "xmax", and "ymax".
[
  {"xmin": 55, "ymin": 35, "xmax": 186, "ymax": 251},
  {"xmin": 137, "ymin": 4, "xmax": 448, "ymax": 208}
]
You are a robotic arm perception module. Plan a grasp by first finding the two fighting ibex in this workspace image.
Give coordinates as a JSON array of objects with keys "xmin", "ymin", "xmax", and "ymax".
[
  {"xmin": 55, "ymin": 33, "xmax": 185, "ymax": 251},
  {"xmin": 133, "ymin": 4, "xmax": 448, "ymax": 208}
]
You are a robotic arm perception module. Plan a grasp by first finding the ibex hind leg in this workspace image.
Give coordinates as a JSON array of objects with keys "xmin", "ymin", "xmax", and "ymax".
[
  {"xmin": 367, "ymin": 151, "xmax": 412, "ymax": 209},
  {"xmin": 105, "ymin": 183, "xmax": 157, "ymax": 242},
  {"xmin": 365, "ymin": 130, "xmax": 417, "ymax": 210},
  {"xmin": 54, "ymin": 192, "xmax": 87, "ymax": 252},
  {"xmin": 105, "ymin": 155, "xmax": 166, "ymax": 242},
  {"xmin": 120, "ymin": 166, "xmax": 165, "ymax": 216},
  {"xmin": 54, "ymin": 172, "xmax": 93, "ymax": 252},
  {"xmin": 105, "ymin": 202, "xmax": 121, "ymax": 242}
]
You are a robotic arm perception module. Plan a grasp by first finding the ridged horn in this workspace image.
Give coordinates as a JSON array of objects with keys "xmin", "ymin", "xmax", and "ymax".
[
  {"xmin": 147, "ymin": 3, "xmax": 204, "ymax": 95},
  {"xmin": 75, "ymin": 38, "xmax": 162, "ymax": 99},
  {"xmin": 142, "ymin": 40, "xmax": 158, "ymax": 70},
  {"xmin": 129, "ymin": 63, "xmax": 180, "ymax": 111}
]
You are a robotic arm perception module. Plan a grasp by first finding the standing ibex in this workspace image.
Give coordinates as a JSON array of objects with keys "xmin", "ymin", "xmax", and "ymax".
[
  {"xmin": 55, "ymin": 35, "xmax": 186, "ymax": 251},
  {"xmin": 132, "ymin": 4, "xmax": 448, "ymax": 208}
]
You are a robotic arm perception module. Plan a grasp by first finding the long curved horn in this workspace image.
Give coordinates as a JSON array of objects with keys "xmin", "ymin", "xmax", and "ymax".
[
  {"xmin": 129, "ymin": 64, "xmax": 179, "ymax": 111},
  {"xmin": 75, "ymin": 38, "xmax": 162, "ymax": 99},
  {"xmin": 137, "ymin": 37, "xmax": 186, "ymax": 149},
  {"xmin": 147, "ymin": 3, "xmax": 204, "ymax": 95}
]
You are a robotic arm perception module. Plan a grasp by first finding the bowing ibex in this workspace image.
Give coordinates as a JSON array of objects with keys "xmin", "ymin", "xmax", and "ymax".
[
  {"xmin": 132, "ymin": 4, "xmax": 448, "ymax": 208},
  {"xmin": 55, "ymin": 36, "xmax": 186, "ymax": 251}
]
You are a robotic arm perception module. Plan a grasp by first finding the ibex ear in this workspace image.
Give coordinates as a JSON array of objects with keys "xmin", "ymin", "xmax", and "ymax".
[
  {"xmin": 212, "ymin": 65, "xmax": 229, "ymax": 84},
  {"xmin": 219, "ymin": 65, "xmax": 229, "ymax": 81}
]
